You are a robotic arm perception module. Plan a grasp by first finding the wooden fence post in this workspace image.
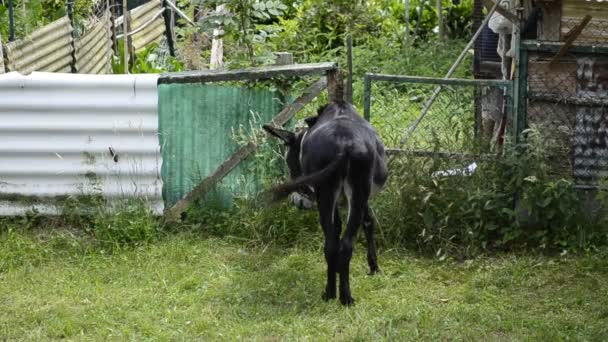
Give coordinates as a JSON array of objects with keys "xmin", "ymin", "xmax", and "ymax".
[
  {"xmin": 274, "ymin": 52, "xmax": 293, "ymax": 66},
  {"xmin": 327, "ymin": 69, "xmax": 344, "ymax": 103}
]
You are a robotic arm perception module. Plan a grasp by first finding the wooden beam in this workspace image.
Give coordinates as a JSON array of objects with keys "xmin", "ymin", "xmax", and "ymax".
[
  {"xmin": 159, "ymin": 62, "xmax": 337, "ymax": 84},
  {"xmin": 549, "ymin": 14, "xmax": 592, "ymax": 68},
  {"xmin": 538, "ymin": 0, "xmax": 561, "ymax": 41},
  {"xmin": 481, "ymin": 0, "xmax": 519, "ymax": 24},
  {"xmin": 523, "ymin": 40, "xmax": 608, "ymax": 55},
  {"xmin": 164, "ymin": 77, "xmax": 328, "ymax": 221}
]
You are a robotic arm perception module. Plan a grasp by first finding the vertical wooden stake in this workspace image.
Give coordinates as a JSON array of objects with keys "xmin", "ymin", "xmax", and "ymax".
[
  {"xmin": 122, "ymin": 0, "xmax": 129, "ymax": 74},
  {"xmin": 210, "ymin": 4, "xmax": 226, "ymax": 69}
]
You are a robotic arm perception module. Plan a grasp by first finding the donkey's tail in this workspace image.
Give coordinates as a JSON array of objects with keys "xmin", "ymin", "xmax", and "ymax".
[{"xmin": 270, "ymin": 152, "xmax": 348, "ymax": 202}]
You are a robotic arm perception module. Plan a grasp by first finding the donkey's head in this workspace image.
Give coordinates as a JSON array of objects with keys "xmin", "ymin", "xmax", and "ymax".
[
  {"xmin": 262, "ymin": 113, "xmax": 322, "ymax": 209},
  {"xmin": 262, "ymin": 125, "xmax": 305, "ymax": 179}
]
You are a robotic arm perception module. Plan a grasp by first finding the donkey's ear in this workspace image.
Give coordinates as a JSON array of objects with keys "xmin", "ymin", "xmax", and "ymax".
[
  {"xmin": 262, "ymin": 125, "xmax": 295, "ymax": 145},
  {"xmin": 304, "ymin": 116, "xmax": 318, "ymax": 128}
]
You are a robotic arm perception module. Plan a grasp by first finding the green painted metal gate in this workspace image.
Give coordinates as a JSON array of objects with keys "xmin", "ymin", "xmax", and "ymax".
[{"xmin": 158, "ymin": 83, "xmax": 286, "ymax": 207}]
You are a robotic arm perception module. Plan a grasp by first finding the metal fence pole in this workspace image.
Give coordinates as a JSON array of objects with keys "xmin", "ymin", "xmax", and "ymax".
[
  {"xmin": 437, "ymin": 0, "xmax": 444, "ymax": 40},
  {"xmin": 513, "ymin": 40, "xmax": 528, "ymax": 144},
  {"xmin": 363, "ymin": 75, "xmax": 372, "ymax": 121},
  {"xmin": 8, "ymin": 0, "xmax": 15, "ymax": 41},
  {"xmin": 346, "ymin": 34, "xmax": 353, "ymax": 103},
  {"xmin": 66, "ymin": 0, "xmax": 77, "ymax": 73},
  {"xmin": 162, "ymin": 0, "xmax": 176, "ymax": 57}
]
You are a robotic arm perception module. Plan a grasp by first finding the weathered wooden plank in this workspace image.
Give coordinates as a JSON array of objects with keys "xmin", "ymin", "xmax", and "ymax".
[
  {"xmin": 523, "ymin": 40, "xmax": 608, "ymax": 54},
  {"xmin": 549, "ymin": 14, "xmax": 592, "ymax": 68},
  {"xmin": 164, "ymin": 78, "xmax": 328, "ymax": 221},
  {"xmin": 159, "ymin": 62, "xmax": 338, "ymax": 84},
  {"xmin": 563, "ymin": 0, "xmax": 608, "ymax": 19},
  {"xmin": 538, "ymin": 0, "xmax": 562, "ymax": 41},
  {"xmin": 269, "ymin": 77, "xmax": 327, "ymax": 127}
]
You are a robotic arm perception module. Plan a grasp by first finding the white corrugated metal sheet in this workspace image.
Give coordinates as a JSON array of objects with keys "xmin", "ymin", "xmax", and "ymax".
[{"xmin": 0, "ymin": 72, "xmax": 163, "ymax": 215}]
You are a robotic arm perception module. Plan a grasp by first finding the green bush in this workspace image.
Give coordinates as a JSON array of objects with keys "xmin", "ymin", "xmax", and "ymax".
[
  {"xmin": 0, "ymin": 0, "xmax": 94, "ymax": 42},
  {"xmin": 268, "ymin": 0, "xmax": 474, "ymax": 62}
]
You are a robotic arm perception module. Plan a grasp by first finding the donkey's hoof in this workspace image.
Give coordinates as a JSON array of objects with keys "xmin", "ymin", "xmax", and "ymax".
[
  {"xmin": 340, "ymin": 295, "xmax": 355, "ymax": 306},
  {"xmin": 322, "ymin": 291, "xmax": 336, "ymax": 301},
  {"xmin": 368, "ymin": 267, "xmax": 380, "ymax": 276}
]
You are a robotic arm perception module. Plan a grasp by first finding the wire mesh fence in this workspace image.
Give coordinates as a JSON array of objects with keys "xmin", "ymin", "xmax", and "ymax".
[
  {"xmin": 517, "ymin": 1, "xmax": 608, "ymax": 187},
  {"xmin": 364, "ymin": 74, "xmax": 512, "ymax": 159}
]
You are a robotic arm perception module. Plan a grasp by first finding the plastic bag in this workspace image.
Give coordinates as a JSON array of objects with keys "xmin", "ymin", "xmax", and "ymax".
[{"xmin": 488, "ymin": 0, "xmax": 513, "ymax": 35}]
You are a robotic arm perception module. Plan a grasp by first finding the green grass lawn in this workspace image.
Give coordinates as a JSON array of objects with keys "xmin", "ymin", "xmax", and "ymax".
[{"xmin": 1, "ymin": 230, "xmax": 607, "ymax": 340}]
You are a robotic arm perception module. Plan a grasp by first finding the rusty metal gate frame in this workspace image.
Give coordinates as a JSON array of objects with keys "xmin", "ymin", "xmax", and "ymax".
[{"xmin": 363, "ymin": 73, "xmax": 513, "ymax": 159}]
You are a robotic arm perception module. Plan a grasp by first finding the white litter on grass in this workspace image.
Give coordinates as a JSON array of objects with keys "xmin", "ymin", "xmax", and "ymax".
[{"xmin": 432, "ymin": 162, "xmax": 478, "ymax": 178}]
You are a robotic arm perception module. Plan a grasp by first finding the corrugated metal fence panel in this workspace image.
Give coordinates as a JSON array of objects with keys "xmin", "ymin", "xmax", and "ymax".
[
  {"xmin": 158, "ymin": 84, "xmax": 285, "ymax": 207},
  {"xmin": 131, "ymin": 0, "xmax": 166, "ymax": 52},
  {"xmin": 0, "ymin": 72, "xmax": 163, "ymax": 216},
  {"xmin": 75, "ymin": 15, "xmax": 113, "ymax": 74},
  {"xmin": 4, "ymin": 16, "xmax": 74, "ymax": 75}
]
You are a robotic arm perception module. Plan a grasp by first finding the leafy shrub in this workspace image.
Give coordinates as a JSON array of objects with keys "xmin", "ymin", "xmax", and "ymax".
[
  {"xmin": 112, "ymin": 42, "xmax": 185, "ymax": 74},
  {"xmin": 0, "ymin": 0, "xmax": 94, "ymax": 42},
  {"xmin": 268, "ymin": 0, "xmax": 474, "ymax": 62}
]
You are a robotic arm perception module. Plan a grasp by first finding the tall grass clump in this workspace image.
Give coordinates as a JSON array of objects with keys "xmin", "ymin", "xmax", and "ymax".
[{"xmin": 58, "ymin": 196, "xmax": 163, "ymax": 251}]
